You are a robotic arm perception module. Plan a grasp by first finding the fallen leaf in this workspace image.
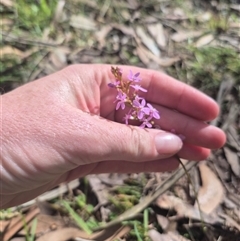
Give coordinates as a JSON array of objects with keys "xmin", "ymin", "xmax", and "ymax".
[
  {"xmin": 195, "ymin": 34, "xmax": 214, "ymax": 47},
  {"xmin": 148, "ymin": 229, "xmax": 191, "ymax": 241},
  {"xmin": 136, "ymin": 45, "xmax": 150, "ymax": 66},
  {"xmin": 136, "ymin": 26, "xmax": 161, "ymax": 57},
  {"xmin": 18, "ymin": 214, "xmax": 66, "ymax": 236},
  {"xmin": 196, "ymin": 12, "xmax": 212, "ymax": 22},
  {"xmin": 230, "ymin": 4, "xmax": 240, "ymax": 12},
  {"xmin": 0, "ymin": 46, "xmax": 24, "ymax": 57},
  {"xmin": 35, "ymin": 227, "xmax": 89, "ymax": 241},
  {"xmin": 87, "ymin": 175, "xmax": 111, "ymax": 221},
  {"xmin": 224, "ymin": 147, "xmax": 240, "ymax": 177},
  {"xmin": 148, "ymin": 229, "xmax": 168, "ymax": 241},
  {"xmin": 95, "ymin": 26, "xmax": 113, "ymax": 49},
  {"xmin": 171, "ymin": 31, "xmax": 203, "ymax": 42},
  {"xmin": 54, "ymin": 0, "xmax": 66, "ymax": 23},
  {"xmin": 70, "ymin": 15, "xmax": 97, "ymax": 30},
  {"xmin": 148, "ymin": 23, "xmax": 167, "ymax": 48},
  {"xmin": 0, "ymin": 0, "xmax": 13, "ymax": 7},
  {"xmin": 219, "ymin": 35, "xmax": 240, "ymax": 50},
  {"xmin": 229, "ymin": 22, "xmax": 240, "ymax": 28},
  {"xmin": 3, "ymin": 207, "xmax": 40, "ymax": 241},
  {"xmin": 156, "ymin": 194, "xmax": 222, "ymax": 224},
  {"xmin": 0, "ymin": 220, "xmax": 10, "ymax": 233},
  {"xmin": 111, "ymin": 23, "xmax": 135, "ymax": 36},
  {"xmin": 196, "ymin": 163, "xmax": 224, "ymax": 214},
  {"xmin": 156, "ymin": 215, "xmax": 169, "ymax": 231},
  {"xmin": 49, "ymin": 47, "xmax": 70, "ymax": 70}
]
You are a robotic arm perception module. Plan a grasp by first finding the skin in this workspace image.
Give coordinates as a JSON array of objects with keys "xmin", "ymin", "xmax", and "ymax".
[{"xmin": 0, "ymin": 64, "xmax": 226, "ymax": 208}]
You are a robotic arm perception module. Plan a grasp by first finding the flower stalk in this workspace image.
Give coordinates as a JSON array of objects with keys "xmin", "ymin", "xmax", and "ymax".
[{"xmin": 108, "ymin": 67, "xmax": 160, "ymax": 128}]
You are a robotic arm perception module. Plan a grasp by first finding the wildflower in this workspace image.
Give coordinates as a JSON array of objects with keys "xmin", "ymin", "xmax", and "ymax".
[
  {"xmin": 130, "ymin": 84, "xmax": 147, "ymax": 92},
  {"xmin": 132, "ymin": 98, "xmax": 148, "ymax": 120},
  {"xmin": 108, "ymin": 67, "xmax": 161, "ymax": 128},
  {"xmin": 127, "ymin": 70, "xmax": 141, "ymax": 82},
  {"xmin": 144, "ymin": 103, "xmax": 160, "ymax": 119},
  {"xmin": 123, "ymin": 111, "xmax": 134, "ymax": 125},
  {"xmin": 108, "ymin": 81, "xmax": 120, "ymax": 88},
  {"xmin": 115, "ymin": 91, "xmax": 127, "ymax": 110},
  {"xmin": 140, "ymin": 117, "xmax": 153, "ymax": 128}
]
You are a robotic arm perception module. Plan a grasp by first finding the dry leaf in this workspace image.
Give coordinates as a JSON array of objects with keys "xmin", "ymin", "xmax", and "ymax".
[
  {"xmin": 230, "ymin": 4, "xmax": 240, "ymax": 12},
  {"xmin": 136, "ymin": 46, "xmax": 150, "ymax": 66},
  {"xmin": 148, "ymin": 229, "xmax": 167, "ymax": 241},
  {"xmin": 171, "ymin": 31, "xmax": 203, "ymax": 42},
  {"xmin": 0, "ymin": 220, "xmax": 10, "ymax": 233},
  {"xmin": 219, "ymin": 35, "xmax": 240, "ymax": 50},
  {"xmin": 229, "ymin": 22, "xmax": 240, "ymax": 28},
  {"xmin": 195, "ymin": 34, "xmax": 214, "ymax": 47},
  {"xmin": 70, "ymin": 15, "xmax": 97, "ymax": 30},
  {"xmin": 87, "ymin": 175, "xmax": 111, "ymax": 221},
  {"xmin": 196, "ymin": 163, "xmax": 224, "ymax": 214},
  {"xmin": 18, "ymin": 214, "xmax": 66, "ymax": 236},
  {"xmin": 136, "ymin": 43, "xmax": 180, "ymax": 67},
  {"xmin": 156, "ymin": 194, "xmax": 221, "ymax": 224},
  {"xmin": 103, "ymin": 225, "xmax": 131, "ymax": 241},
  {"xmin": 54, "ymin": 0, "xmax": 66, "ymax": 23},
  {"xmin": 147, "ymin": 23, "xmax": 167, "ymax": 48},
  {"xmin": 196, "ymin": 12, "xmax": 212, "ymax": 22},
  {"xmin": 0, "ymin": 46, "xmax": 24, "ymax": 58},
  {"xmin": 95, "ymin": 26, "xmax": 113, "ymax": 49},
  {"xmin": 0, "ymin": 0, "xmax": 13, "ymax": 7},
  {"xmin": 156, "ymin": 215, "xmax": 169, "ymax": 231},
  {"xmin": 111, "ymin": 23, "xmax": 135, "ymax": 36},
  {"xmin": 136, "ymin": 26, "xmax": 161, "ymax": 57},
  {"xmin": 224, "ymin": 147, "xmax": 240, "ymax": 177},
  {"xmin": 35, "ymin": 227, "xmax": 89, "ymax": 241},
  {"xmin": 148, "ymin": 230, "xmax": 191, "ymax": 241},
  {"xmin": 49, "ymin": 47, "xmax": 69, "ymax": 70},
  {"xmin": 3, "ymin": 207, "xmax": 40, "ymax": 241}
]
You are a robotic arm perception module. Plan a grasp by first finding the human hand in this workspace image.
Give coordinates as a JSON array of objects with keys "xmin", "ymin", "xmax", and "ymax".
[{"xmin": 1, "ymin": 64, "xmax": 225, "ymax": 208}]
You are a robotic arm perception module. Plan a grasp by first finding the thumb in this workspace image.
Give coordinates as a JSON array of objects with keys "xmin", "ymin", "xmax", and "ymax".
[{"xmin": 84, "ymin": 116, "xmax": 183, "ymax": 163}]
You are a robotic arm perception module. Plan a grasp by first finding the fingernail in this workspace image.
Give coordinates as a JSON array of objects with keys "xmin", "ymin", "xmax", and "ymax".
[{"xmin": 155, "ymin": 133, "xmax": 183, "ymax": 154}]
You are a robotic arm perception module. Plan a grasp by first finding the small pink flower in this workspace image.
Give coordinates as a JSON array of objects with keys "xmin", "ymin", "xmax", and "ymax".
[
  {"xmin": 140, "ymin": 117, "xmax": 153, "ymax": 128},
  {"xmin": 127, "ymin": 70, "xmax": 141, "ymax": 82},
  {"xmin": 115, "ymin": 92, "xmax": 127, "ymax": 110},
  {"xmin": 130, "ymin": 84, "xmax": 147, "ymax": 92},
  {"xmin": 108, "ymin": 80, "xmax": 120, "ymax": 88},
  {"xmin": 143, "ymin": 103, "xmax": 160, "ymax": 119},
  {"xmin": 133, "ymin": 98, "xmax": 148, "ymax": 120}
]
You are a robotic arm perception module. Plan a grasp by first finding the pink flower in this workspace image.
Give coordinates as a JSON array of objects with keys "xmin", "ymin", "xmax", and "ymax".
[
  {"xmin": 143, "ymin": 103, "xmax": 160, "ymax": 119},
  {"xmin": 123, "ymin": 110, "xmax": 133, "ymax": 125},
  {"xmin": 130, "ymin": 84, "xmax": 147, "ymax": 92},
  {"xmin": 133, "ymin": 98, "xmax": 148, "ymax": 120},
  {"xmin": 115, "ymin": 91, "xmax": 127, "ymax": 110},
  {"xmin": 127, "ymin": 70, "xmax": 141, "ymax": 82},
  {"xmin": 140, "ymin": 117, "xmax": 153, "ymax": 128},
  {"xmin": 108, "ymin": 81, "xmax": 120, "ymax": 88}
]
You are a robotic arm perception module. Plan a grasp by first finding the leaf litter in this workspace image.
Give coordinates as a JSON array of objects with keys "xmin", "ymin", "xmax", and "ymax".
[{"xmin": 1, "ymin": 0, "xmax": 240, "ymax": 240}]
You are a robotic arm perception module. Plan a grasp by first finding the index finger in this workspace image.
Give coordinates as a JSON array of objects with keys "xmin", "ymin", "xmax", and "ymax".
[{"xmin": 120, "ymin": 66, "xmax": 219, "ymax": 121}]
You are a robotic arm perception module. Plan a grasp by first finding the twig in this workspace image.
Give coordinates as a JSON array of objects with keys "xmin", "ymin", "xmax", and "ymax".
[{"xmin": 1, "ymin": 32, "xmax": 62, "ymax": 47}]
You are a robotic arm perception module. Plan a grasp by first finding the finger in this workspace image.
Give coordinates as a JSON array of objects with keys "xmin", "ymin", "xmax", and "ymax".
[
  {"xmin": 152, "ymin": 105, "xmax": 226, "ymax": 149},
  {"xmin": 102, "ymin": 65, "xmax": 219, "ymax": 121},
  {"xmin": 177, "ymin": 143, "xmax": 211, "ymax": 161},
  {"xmin": 68, "ymin": 109, "xmax": 183, "ymax": 163},
  {"xmin": 65, "ymin": 158, "xmax": 179, "ymax": 182}
]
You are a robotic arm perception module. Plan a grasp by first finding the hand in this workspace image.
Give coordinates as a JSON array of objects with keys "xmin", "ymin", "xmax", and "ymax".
[{"xmin": 1, "ymin": 64, "xmax": 225, "ymax": 208}]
